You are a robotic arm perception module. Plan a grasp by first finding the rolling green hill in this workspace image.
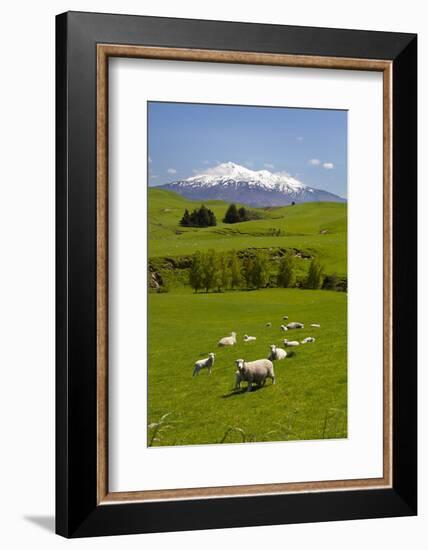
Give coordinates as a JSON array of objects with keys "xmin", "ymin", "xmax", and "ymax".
[
  {"xmin": 148, "ymin": 188, "xmax": 347, "ymax": 277},
  {"xmin": 147, "ymin": 189, "xmax": 348, "ymax": 446}
]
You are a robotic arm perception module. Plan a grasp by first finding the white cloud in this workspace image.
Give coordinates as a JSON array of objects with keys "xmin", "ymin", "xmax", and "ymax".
[
  {"xmin": 151, "ymin": 174, "xmax": 159, "ymax": 179},
  {"xmin": 167, "ymin": 168, "xmax": 177, "ymax": 175},
  {"xmin": 322, "ymin": 162, "xmax": 334, "ymax": 169},
  {"xmin": 202, "ymin": 160, "xmax": 210, "ymax": 165},
  {"xmin": 264, "ymin": 163, "xmax": 275, "ymax": 169},
  {"xmin": 309, "ymin": 159, "xmax": 321, "ymax": 166}
]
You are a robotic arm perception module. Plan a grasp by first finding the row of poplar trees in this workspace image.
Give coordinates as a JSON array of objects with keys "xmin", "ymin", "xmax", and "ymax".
[
  {"xmin": 189, "ymin": 250, "xmax": 324, "ymax": 292},
  {"xmin": 188, "ymin": 250, "xmax": 324, "ymax": 293}
]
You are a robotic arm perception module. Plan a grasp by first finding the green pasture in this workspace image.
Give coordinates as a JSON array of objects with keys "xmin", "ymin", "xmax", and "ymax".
[{"xmin": 147, "ymin": 287, "xmax": 347, "ymax": 446}]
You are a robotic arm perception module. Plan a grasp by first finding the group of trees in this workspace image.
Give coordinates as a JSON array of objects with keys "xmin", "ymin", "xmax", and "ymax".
[
  {"xmin": 180, "ymin": 205, "xmax": 217, "ymax": 227},
  {"xmin": 223, "ymin": 203, "xmax": 253, "ymax": 224},
  {"xmin": 188, "ymin": 249, "xmax": 325, "ymax": 293},
  {"xmin": 179, "ymin": 203, "xmax": 261, "ymax": 227}
]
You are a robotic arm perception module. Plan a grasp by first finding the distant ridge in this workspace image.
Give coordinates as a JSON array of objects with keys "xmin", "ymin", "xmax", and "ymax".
[{"xmin": 159, "ymin": 162, "xmax": 346, "ymax": 207}]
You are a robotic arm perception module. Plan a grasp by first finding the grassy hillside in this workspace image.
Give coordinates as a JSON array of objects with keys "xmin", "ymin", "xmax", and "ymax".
[
  {"xmin": 148, "ymin": 287, "xmax": 347, "ymax": 446},
  {"xmin": 148, "ymin": 188, "xmax": 347, "ymax": 276}
]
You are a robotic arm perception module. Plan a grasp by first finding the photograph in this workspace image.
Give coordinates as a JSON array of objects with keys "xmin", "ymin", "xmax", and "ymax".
[{"xmin": 147, "ymin": 101, "xmax": 348, "ymax": 447}]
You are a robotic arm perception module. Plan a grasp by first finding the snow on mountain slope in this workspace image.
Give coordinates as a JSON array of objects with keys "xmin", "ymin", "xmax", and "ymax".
[{"xmin": 159, "ymin": 162, "xmax": 346, "ymax": 207}]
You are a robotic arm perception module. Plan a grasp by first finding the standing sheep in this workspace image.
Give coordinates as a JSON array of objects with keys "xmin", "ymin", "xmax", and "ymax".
[
  {"xmin": 287, "ymin": 322, "xmax": 304, "ymax": 329},
  {"xmin": 218, "ymin": 332, "xmax": 237, "ymax": 347},
  {"xmin": 192, "ymin": 353, "xmax": 215, "ymax": 376},
  {"xmin": 235, "ymin": 358, "xmax": 275, "ymax": 392},
  {"xmin": 280, "ymin": 324, "xmax": 288, "ymax": 331},
  {"xmin": 283, "ymin": 339, "xmax": 300, "ymax": 347},
  {"xmin": 301, "ymin": 337, "xmax": 316, "ymax": 344},
  {"xmin": 244, "ymin": 334, "xmax": 257, "ymax": 342},
  {"xmin": 268, "ymin": 344, "xmax": 288, "ymax": 360}
]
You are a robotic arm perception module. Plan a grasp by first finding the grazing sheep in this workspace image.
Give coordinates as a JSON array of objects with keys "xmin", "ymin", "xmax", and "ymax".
[
  {"xmin": 235, "ymin": 358, "xmax": 275, "ymax": 392},
  {"xmin": 310, "ymin": 323, "xmax": 321, "ymax": 328},
  {"xmin": 280, "ymin": 324, "xmax": 288, "ymax": 331},
  {"xmin": 283, "ymin": 339, "xmax": 300, "ymax": 347},
  {"xmin": 218, "ymin": 332, "xmax": 237, "ymax": 347},
  {"xmin": 301, "ymin": 337, "xmax": 316, "ymax": 344},
  {"xmin": 193, "ymin": 353, "xmax": 215, "ymax": 376},
  {"xmin": 283, "ymin": 315, "xmax": 289, "ymax": 320},
  {"xmin": 268, "ymin": 344, "xmax": 288, "ymax": 360},
  {"xmin": 287, "ymin": 322, "xmax": 304, "ymax": 329},
  {"xmin": 244, "ymin": 334, "xmax": 257, "ymax": 342},
  {"xmin": 265, "ymin": 322, "xmax": 272, "ymax": 327}
]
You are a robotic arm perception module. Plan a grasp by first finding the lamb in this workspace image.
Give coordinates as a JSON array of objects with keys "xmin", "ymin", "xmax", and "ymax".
[
  {"xmin": 218, "ymin": 332, "xmax": 237, "ymax": 347},
  {"xmin": 193, "ymin": 353, "xmax": 215, "ymax": 376},
  {"xmin": 283, "ymin": 339, "xmax": 300, "ymax": 347},
  {"xmin": 286, "ymin": 322, "xmax": 304, "ymax": 329},
  {"xmin": 244, "ymin": 334, "xmax": 257, "ymax": 342},
  {"xmin": 280, "ymin": 325, "xmax": 288, "ymax": 331},
  {"xmin": 268, "ymin": 344, "xmax": 288, "ymax": 360},
  {"xmin": 235, "ymin": 358, "xmax": 275, "ymax": 392},
  {"xmin": 301, "ymin": 337, "xmax": 316, "ymax": 344},
  {"xmin": 310, "ymin": 323, "xmax": 321, "ymax": 328}
]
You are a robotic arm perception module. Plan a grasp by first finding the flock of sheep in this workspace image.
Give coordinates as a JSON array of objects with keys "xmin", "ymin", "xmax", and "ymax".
[{"xmin": 192, "ymin": 317, "xmax": 320, "ymax": 392}]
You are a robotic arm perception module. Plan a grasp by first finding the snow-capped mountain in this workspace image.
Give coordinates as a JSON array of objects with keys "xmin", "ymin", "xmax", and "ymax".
[{"xmin": 159, "ymin": 162, "xmax": 346, "ymax": 207}]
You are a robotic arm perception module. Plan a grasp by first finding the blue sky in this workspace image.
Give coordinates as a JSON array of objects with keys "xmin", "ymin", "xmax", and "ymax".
[{"xmin": 148, "ymin": 102, "xmax": 347, "ymax": 198}]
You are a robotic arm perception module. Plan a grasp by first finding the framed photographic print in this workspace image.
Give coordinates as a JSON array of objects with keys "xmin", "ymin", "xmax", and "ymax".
[{"xmin": 56, "ymin": 11, "xmax": 417, "ymax": 538}]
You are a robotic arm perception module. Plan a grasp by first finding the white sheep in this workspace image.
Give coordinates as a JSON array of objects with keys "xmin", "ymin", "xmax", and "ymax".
[
  {"xmin": 193, "ymin": 353, "xmax": 215, "ymax": 376},
  {"xmin": 287, "ymin": 321, "xmax": 304, "ymax": 329},
  {"xmin": 268, "ymin": 344, "xmax": 288, "ymax": 360},
  {"xmin": 301, "ymin": 337, "xmax": 316, "ymax": 344},
  {"xmin": 244, "ymin": 334, "xmax": 257, "ymax": 342},
  {"xmin": 218, "ymin": 332, "xmax": 237, "ymax": 347},
  {"xmin": 280, "ymin": 324, "xmax": 288, "ymax": 331},
  {"xmin": 283, "ymin": 339, "xmax": 300, "ymax": 347},
  {"xmin": 283, "ymin": 315, "xmax": 289, "ymax": 320},
  {"xmin": 310, "ymin": 323, "xmax": 321, "ymax": 328},
  {"xmin": 265, "ymin": 322, "xmax": 272, "ymax": 327},
  {"xmin": 235, "ymin": 358, "xmax": 275, "ymax": 392}
]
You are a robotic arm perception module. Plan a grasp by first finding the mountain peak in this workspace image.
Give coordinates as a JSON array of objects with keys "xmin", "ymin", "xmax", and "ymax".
[
  {"xmin": 160, "ymin": 161, "xmax": 345, "ymax": 207},
  {"xmin": 192, "ymin": 161, "xmax": 259, "ymax": 181}
]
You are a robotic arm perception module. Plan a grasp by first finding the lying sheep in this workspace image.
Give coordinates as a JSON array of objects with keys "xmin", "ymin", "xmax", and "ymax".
[
  {"xmin": 269, "ymin": 344, "xmax": 288, "ymax": 360},
  {"xmin": 280, "ymin": 324, "xmax": 288, "ymax": 331},
  {"xmin": 301, "ymin": 337, "xmax": 316, "ymax": 344},
  {"xmin": 265, "ymin": 322, "xmax": 272, "ymax": 327},
  {"xmin": 287, "ymin": 322, "xmax": 304, "ymax": 329},
  {"xmin": 283, "ymin": 339, "xmax": 300, "ymax": 347},
  {"xmin": 283, "ymin": 315, "xmax": 289, "ymax": 320},
  {"xmin": 218, "ymin": 332, "xmax": 237, "ymax": 347},
  {"xmin": 244, "ymin": 334, "xmax": 257, "ymax": 342},
  {"xmin": 310, "ymin": 323, "xmax": 321, "ymax": 328},
  {"xmin": 235, "ymin": 358, "xmax": 275, "ymax": 392},
  {"xmin": 193, "ymin": 353, "xmax": 215, "ymax": 376}
]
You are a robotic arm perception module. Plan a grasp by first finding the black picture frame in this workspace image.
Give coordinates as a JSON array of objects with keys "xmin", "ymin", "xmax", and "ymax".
[{"xmin": 56, "ymin": 11, "xmax": 417, "ymax": 538}]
